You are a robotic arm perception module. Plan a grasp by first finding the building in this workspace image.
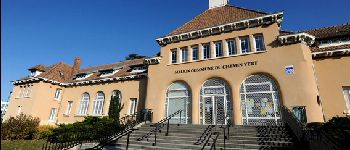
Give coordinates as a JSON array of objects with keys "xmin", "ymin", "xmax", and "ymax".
[
  {"xmin": 1, "ymin": 100, "xmax": 9, "ymax": 121},
  {"xmin": 4, "ymin": 0, "xmax": 350, "ymax": 126}
]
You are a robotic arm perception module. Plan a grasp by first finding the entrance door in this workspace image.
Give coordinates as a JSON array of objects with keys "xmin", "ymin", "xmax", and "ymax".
[{"xmin": 203, "ymin": 96, "xmax": 227, "ymax": 125}]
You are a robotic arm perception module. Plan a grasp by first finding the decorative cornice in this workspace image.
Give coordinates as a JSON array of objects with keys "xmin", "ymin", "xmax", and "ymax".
[
  {"xmin": 156, "ymin": 12, "xmax": 284, "ymax": 47},
  {"xmin": 145, "ymin": 57, "xmax": 161, "ymax": 65},
  {"xmin": 312, "ymin": 48, "xmax": 350, "ymax": 59},
  {"xmin": 12, "ymin": 74, "xmax": 147, "ymax": 87},
  {"xmin": 277, "ymin": 33, "xmax": 315, "ymax": 46}
]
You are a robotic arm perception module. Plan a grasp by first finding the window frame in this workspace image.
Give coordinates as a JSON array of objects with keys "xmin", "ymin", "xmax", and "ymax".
[
  {"xmin": 181, "ymin": 47, "xmax": 188, "ymax": 63},
  {"xmin": 254, "ymin": 34, "xmax": 266, "ymax": 51},
  {"xmin": 171, "ymin": 49, "xmax": 177, "ymax": 64},
  {"xmin": 240, "ymin": 36, "xmax": 251, "ymax": 54},
  {"xmin": 215, "ymin": 41, "xmax": 223, "ymax": 57},
  {"xmin": 203, "ymin": 43, "xmax": 211, "ymax": 59},
  {"xmin": 65, "ymin": 101, "xmax": 73, "ymax": 115},
  {"xmin": 48, "ymin": 108, "xmax": 57, "ymax": 122},
  {"xmin": 192, "ymin": 46, "xmax": 199, "ymax": 61},
  {"xmin": 92, "ymin": 92, "xmax": 105, "ymax": 116},
  {"xmin": 129, "ymin": 98, "xmax": 137, "ymax": 115},
  {"xmin": 54, "ymin": 88, "xmax": 62, "ymax": 100},
  {"xmin": 77, "ymin": 93, "xmax": 90, "ymax": 115},
  {"xmin": 227, "ymin": 39, "xmax": 236, "ymax": 55},
  {"xmin": 343, "ymin": 87, "xmax": 350, "ymax": 113}
]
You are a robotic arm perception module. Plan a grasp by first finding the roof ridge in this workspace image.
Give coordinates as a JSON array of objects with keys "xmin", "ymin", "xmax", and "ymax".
[
  {"xmin": 302, "ymin": 22, "xmax": 350, "ymax": 32},
  {"xmin": 79, "ymin": 58, "xmax": 145, "ymax": 72},
  {"xmin": 225, "ymin": 5, "xmax": 269, "ymax": 15}
]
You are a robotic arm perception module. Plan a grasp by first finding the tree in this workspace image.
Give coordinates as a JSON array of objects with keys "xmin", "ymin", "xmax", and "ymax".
[
  {"xmin": 125, "ymin": 53, "xmax": 146, "ymax": 60},
  {"xmin": 108, "ymin": 94, "xmax": 124, "ymax": 122}
]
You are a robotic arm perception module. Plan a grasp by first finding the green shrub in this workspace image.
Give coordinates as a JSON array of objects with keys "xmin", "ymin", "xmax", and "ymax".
[
  {"xmin": 1, "ymin": 114, "xmax": 40, "ymax": 140},
  {"xmin": 34, "ymin": 125, "xmax": 55, "ymax": 140},
  {"xmin": 50, "ymin": 116, "xmax": 122, "ymax": 142}
]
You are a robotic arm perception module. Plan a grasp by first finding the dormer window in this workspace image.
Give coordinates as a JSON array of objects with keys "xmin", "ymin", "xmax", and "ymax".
[
  {"xmin": 74, "ymin": 73, "xmax": 92, "ymax": 80},
  {"xmin": 99, "ymin": 69, "xmax": 119, "ymax": 77},
  {"xmin": 30, "ymin": 70, "xmax": 42, "ymax": 77},
  {"xmin": 130, "ymin": 66, "xmax": 147, "ymax": 73}
]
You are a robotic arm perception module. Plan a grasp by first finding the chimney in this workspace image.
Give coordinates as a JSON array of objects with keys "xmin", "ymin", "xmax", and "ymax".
[
  {"xmin": 72, "ymin": 57, "xmax": 81, "ymax": 76},
  {"xmin": 209, "ymin": 0, "xmax": 229, "ymax": 9}
]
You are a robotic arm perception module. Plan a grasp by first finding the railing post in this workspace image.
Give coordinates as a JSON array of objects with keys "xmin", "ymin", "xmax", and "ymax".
[
  {"xmin": 153, "ymin": 126, "xmax": 157, "ymax": 146},
  {"xmin": 166, "ymin": 119, "xmax": 170, "ymax": 136},
  {"xmin": 223, "ymin": 128, "xmax": 226, "ymax": 150},
  {"xmin": 126, "ymin": 131, "xmax": 130, "ymax": 150},
  {"xmin": 178, "ymin": 110, "xmax": 182, "ymax": 126}
]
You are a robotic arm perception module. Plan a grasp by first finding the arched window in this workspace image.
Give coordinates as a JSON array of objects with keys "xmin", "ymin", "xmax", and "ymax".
[
  {"xmin": 78, "ymin": 93, "xmax": 90, "ymax": 115},
  {"xmin": 165, "ymin": 82, "xmax": 191, "ymax": 124},
  {"xmin": 240, "ymin": 74, "xmax": 281, "ymax": 126},
  {"xmin": 200, "ymin": 78, "xmax": 231, "ymax": 125},
  {"xmin": 92, "ymin": 92, "xmax": 105, "ymax": 115}
]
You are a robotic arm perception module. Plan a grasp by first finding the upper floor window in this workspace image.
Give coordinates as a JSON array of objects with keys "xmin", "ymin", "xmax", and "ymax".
[
  {"xmin": 171, "ymin": 49, "xmax": 177, "ymax": 64},
  {"xmin": 18, "ymin": 85, "xmax": 32, "ymax": 98},
  {"xmin": 54, "ymin": 88, "xmax": 62, "ymax": 100},
  {"xmin": 240, "ymin": 36, "xmax": 251, "ymax": 53},
  {"xmin": 77, "ymin": 93, "xmax": 90, "ymax": 115},
  {"xmin": 99, "ymin": 69, "xmax": 119, "ymax": 77},
  {"xmin": 192, "ymin": 46, "xmax": 199, "ymax": 61},
  {"xmin": 203, "ymin": 44, "xmax": 211, "ymax": 59},
  {"xmin": 48, "ymin": 108, "xmax": 57, "ymax": 121},
  {"xmin": 343, "ymin": 87, "xmax": 350, "ymax": 113},
  {"xmin": 227, "ymin": 39, "xmax": 236, "ymax": 55},
  {"xmin": 74, "ymin": 73, "xmax": 93, "ymax": 80},
  {"xmin": 65, "ymin": 101, "xmax": 73, "ymax": 115},
  {"xmin": 181, "ymin": 48, "xmax": 188, "ymax": 63},
  {"xmin": 254, "ymin": 35, "xmax": 265, "ymax": 51},
  {"xmin": 215, "ymin": 41, "xmax": 223, "ymax": 57},
  {"xmin": 92, "ymin": 92, "xmax": 105, "ymax": 115}
]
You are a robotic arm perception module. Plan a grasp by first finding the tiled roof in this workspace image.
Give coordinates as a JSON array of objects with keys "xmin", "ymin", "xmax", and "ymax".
[
  {"xmin": 304, "ymin": 23, "xmax": 350, "ymax": 39},
  {"xmin": 16, "ymin": 58, "xmax": 146, "ymax": 85},
  {"xmin": 28, "ymin": 64, "xmax": 50, "ymax": 72},
  {"xmin": 167, "ymin": 5, "xmax": 268, "ymax": 36},
  {"xmin": 311, "ymin": 44, "xmax": 350, "ymax": 52},
  {"xmin": 67, "ymin": 58, "xmax": 145, "ymax": 83}
]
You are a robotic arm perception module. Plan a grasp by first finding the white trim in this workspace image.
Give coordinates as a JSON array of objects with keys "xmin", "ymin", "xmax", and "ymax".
[
  {"xmin": 157, "ymin": 12, "xmax": 284, "ymax": 46},
  {"xmin": 277, "ymin": 32, "xmax": 315, "ymax": 45}
]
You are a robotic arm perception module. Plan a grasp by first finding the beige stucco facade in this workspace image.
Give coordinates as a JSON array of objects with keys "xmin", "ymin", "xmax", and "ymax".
[
  {"xmin": 145, "ymin": 23, "xmax": 327, "ymax": 125},
  {"xmin": 313, "ymin": 56, "xmax": 350, "ymax": 120}
]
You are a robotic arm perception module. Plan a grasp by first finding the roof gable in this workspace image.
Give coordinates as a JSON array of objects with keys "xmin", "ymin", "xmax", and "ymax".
[{"xmin": 167, "ymin": 5, "xmax": 268, "ymax": 36}]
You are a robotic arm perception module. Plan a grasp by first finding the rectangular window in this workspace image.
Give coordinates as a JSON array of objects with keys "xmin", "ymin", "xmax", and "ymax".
[
  {"xmin": 65, "ymin": 101, "xmax": 73, "ymax": 115},
  {"xmin": 54, "ymin": 89, "xmax": 62, "ymax": 100},
  {"xmin": 215, "ymin": 42, "xmax": 223, "ymax": 57},
  {"xmin": 129, "ymin": 98, "xmax": 137, "ymax": 115},
  {"xmin": 171, "ymin": 49, "xmax": 177, "ymax": 64},
  {"xmin": 343, "ymin": 87, "xmax": 350, "ymax": 113},
  {"xmin": 203, "ymin": 44, "xmax": 211, "ymax": 59},
  {"xmin": 181, "ymin": 48, "xmax": 188, "ymax": 63},
  {"xmin": 227, "ymin": 40, "xmax": 236, "ymax": 55},
  {"xmin": 192, "ymin": 46, "xmax": 199, "ymax": 61},
  {"xmin": 254, "ymin": 34, "xmax": 266, "ymax": 51},
  {"xmin": 240, "ymin": 36, "xmax": 251, "ymax": 53},
  {"xmin": 17, "ymin": 106, "xmax": 22, "ymax": 115},
  {"xmin": 48, "ymin": 108, "xmax": 57, "ymax": 121},
  {"xmin": 18, "ymin": 86, "xmax": 25, "ymax": 98}
]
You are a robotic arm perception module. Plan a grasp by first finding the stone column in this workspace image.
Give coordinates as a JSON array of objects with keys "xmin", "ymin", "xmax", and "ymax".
[
  {"xmin": 188, "ymin": 46, "xmax": 192, "ymax": 62},
  {"xmin": 210, "ymin": 42, "xmax": 216, "ymax": 58},
  {"xmin": 236, "ymin": 38, "xmax": 242, "ymax": 55},
  {"xmin": 250, "ymin": 35, "xmax": 256, "ymax": 52},
  {"xmin": 223, "ymin": 39, "xmax": 228, "ymax": 57},
  {"xmin": 199, "ymin": 44, "xmax": 204, "ymax": 60}
]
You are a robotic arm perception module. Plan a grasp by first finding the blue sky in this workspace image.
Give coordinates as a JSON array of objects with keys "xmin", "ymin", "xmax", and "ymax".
[{"xmin": 1, "ymin": 0, "xmax": 350, "ymax": 100}]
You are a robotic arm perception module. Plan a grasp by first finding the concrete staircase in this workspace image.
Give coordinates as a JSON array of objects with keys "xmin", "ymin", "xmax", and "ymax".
[{"xmin": 103, "ymin": 124, "xmax": 298, "ymax": 150}]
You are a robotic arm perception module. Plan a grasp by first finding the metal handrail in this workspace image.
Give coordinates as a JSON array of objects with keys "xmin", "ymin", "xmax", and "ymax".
[
  {"xmin": 201, "ymin": 132, "xmax": 220, "ymax": 150},
  {"xmin": 219, "ymin": 116, "xmax": 231, "ymax": 150},
  {"xmin": 194, "ymin": 125, "xmax": 215, "ymax": 145},
  {"xmin": 42, "ymin": 110, "xmax": 152, "ymax": 150},
  {"xmin": 136, "ymin": 109, "xmax": 183, "ymax": 146}
]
